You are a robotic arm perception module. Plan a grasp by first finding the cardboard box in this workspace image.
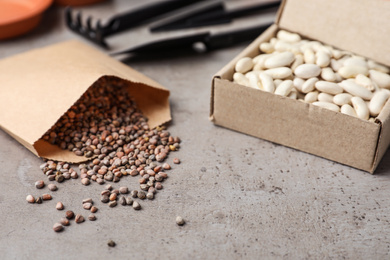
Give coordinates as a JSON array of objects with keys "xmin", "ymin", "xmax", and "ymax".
[
  {"xmin": 0, "ymin": 40, "xmax": 171, "ymax": 163},
  {"xmin": 210, "ymin": 0, "xmax": 390, "ymax": 173}
]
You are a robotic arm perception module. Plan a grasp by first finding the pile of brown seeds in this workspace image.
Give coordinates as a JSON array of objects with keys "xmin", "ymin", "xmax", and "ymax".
[{"xmin": 29, "ymin": 77, "xmax": 181, "ymax": 233}]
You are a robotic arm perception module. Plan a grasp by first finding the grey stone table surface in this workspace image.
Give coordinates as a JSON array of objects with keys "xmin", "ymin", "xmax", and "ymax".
[{"xmin": 1, "ymin": 1, "xmax": 390, "ymax": 259}]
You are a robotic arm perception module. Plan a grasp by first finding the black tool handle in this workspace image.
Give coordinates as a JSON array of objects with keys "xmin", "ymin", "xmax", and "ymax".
[
  {"xmin": 101, "ymin": 0, "xmax": 205, "ymax": 36},
  {"xmin": 190, "ymin": 1, "xmax": 281, "ymax": 25},
  {"xmin": 204, "ymin": 23, "xmax": 272, "ymax": 50},
  {"xmin": 112, "ymin": 32, "xmax": 210, "ymax": 55}
]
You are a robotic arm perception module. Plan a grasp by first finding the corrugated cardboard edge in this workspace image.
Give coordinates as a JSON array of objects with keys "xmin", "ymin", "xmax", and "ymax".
[{"xmin": 0, "ymin": 40, "xmax": 171, "ymax": 163}]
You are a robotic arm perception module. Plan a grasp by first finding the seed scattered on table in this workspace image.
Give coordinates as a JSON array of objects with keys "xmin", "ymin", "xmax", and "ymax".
[
  {"xmin": 119, "ymin": 187, "xmax": 128, "ymax": 194},
  {"xmin": 48, "ymin": 184, "xmax": 57, "ymax": 191},
  {"xmin": 81, "ymin": 178, "xmax": 90, "ymax": 186},
  {"xmin": 176, "ymin": 216, "xmax": 185, "ymax": 226},
  {"xmin": 91, "ymin": 206, "xmax": 98, "ymax": 213},
  {"xmin": 83, "ymin": 203, "xmax": 92, "ymax": 210},
  {"xmin": 107, "ymin": 240, "xmax": 116, "ymax": 247},
  {"xmin": 65, "ymin": 210, "xmax": 74, "ymax": 219},
  {"xmin": 88, "ymin": 214, "xmax": 96, "ymax": 221},
  {"xmin": 137, "ymin": 191, "xmax": 146, "ymax": 200},
  {"xmin": 35, "ymin": 197, "xmax": 43, "ymax": 204},
  {"xmin": 26, "ymin": 195, "xmax": 35, "ymax": 203},
  {"xmin": 108, "ymin": 201, "xmax": 117, "ymax": 208},
  {"xmin": 82, "ymin": 198, "xmax": 92, "ymax": 204},
  {"xmin": 75, "ymin": 214, "xmax": 85, "ymax": 223},
  {"xmin": 146, "ymin": 192, "xmax": 154, "ymax": 200},
  {"xmin": 56, "ymin": 202, "xmax": 64, "ymax": 210},
  {"xmin": 53, "ymin": 223, "xmax": 63, "ymax": 232},
  {"xmin": 119, "ymin": 196, "xmax": 126, "ymax": 206},
  {"xmin": 35, "ymin": 180, "xmax": 45, "ymax": 189},
  {"xmin": 125, "ymin": 197, "xmax": 133, "ymax": 206},
  {"xmin": 60, "ymin": 217, "xmax": 70, "ymax": 226},
  {"xmin": 42, "ymin": 194, "xmax": 52, "ymax": 201},
  {"xmin": 173, "ymin": 158, "xmax": 180, "ymax": 164},
  {"xmin": 132, "ymin": 201, "xmax": 141, "ymax": 210}
]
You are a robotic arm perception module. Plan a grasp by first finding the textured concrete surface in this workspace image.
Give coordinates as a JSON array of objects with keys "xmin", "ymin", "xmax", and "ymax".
[{"xmin": 1, "ymin": 1, "xmax": 390, "ymax": 259}]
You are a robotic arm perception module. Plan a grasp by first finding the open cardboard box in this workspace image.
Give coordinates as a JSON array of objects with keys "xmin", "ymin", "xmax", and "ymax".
[
  {"xmin": 210, "ymin": 0, "xmax": 390, "ymax": 173},
  {"xmin": 0, "ymin": 40, "xmax": 171, "ymax": 163}
]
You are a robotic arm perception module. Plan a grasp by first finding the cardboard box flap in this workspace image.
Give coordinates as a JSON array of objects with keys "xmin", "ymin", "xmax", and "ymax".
[
  {"xmin": 0, "ymin": 40, "xmax": 171, "ymax": 163},
  {"xmin": 278, "ymin": 0, "xmax": 390, "ymax": 66}
]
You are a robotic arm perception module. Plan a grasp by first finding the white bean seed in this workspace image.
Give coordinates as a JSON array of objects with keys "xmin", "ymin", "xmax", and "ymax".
[
  {"xmin": 341, "ymin": 104, "xmax": 357, "ymax": 117},
  {"xmin": 235, "ymin": 57, "xmax": 253, "ymax": 73},
  {"xmin": 333, "ymin": 93, "xmax": 353, "ymax": 106},
  {"xmin": 259, "ymin": 72, "xmax": 275, "ymax": 93},
  {"xmin": 315, "ymin": 81, "xmax": 343, "ymax": 95},
  {"xmin": 264, "ymin": 51, "xmax": 295, "ymax": 69},
  {"xmin": 301, "ymin": 77, "xmax": 318, "ymax": 93},
  {"xmin": 312, "ymin": 101, "xmax": 340, "ymax": 112},
  {"xmin": 338, "ymin": 65, "xmax": 369, "ymax": 78},
  {"xmin": 369, "ymin": 70, "xmax": 390, "ymax": 89},
  {"xmin": 294, "ymin": 64, "xmax": 321, "ymax": 79},
  {"xmin": 274, "ymin": 80, "xmax": 293, "ymax": 96},
  {"xmin": 351, "ymin": 96, "xmax": 369, "ymax": 120},
  {"xmin": 264, "ymin": 67, "xmax": 293, "ymax": 79},
  {"xmin": 369, "ymin": 90, "xmax": 390, "ymax": 117},
  {"xmin": 318, "ymin": 93, "xmax": 334, "ymax": 103},
  {"xmin": 304, "ymin": 91, "xmax": 319, "ymax": 103},
  {"xmin": 339, "ymin": 80, "xmax": 373, "ymax": 100}
]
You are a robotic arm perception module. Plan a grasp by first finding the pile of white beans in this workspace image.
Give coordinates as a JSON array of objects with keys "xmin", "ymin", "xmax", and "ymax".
[{"xmin": 233, "ymin": 30, "xmax": 390, "ymax": 121}]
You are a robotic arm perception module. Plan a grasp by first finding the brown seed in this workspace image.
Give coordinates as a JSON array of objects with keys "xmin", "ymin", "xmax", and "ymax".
[
  {"xmin": 83, "ymin": 202, "xmax": 92, "ymax": 210},
  {"xmin": 101, "ymin": 195, "xmax": 109, "ymax": 203},
  {"xmin": 55, "ymin": 174, "xmax": 64, "ymax": 183},
  {"xmin": 173, "ymin": 158, "xmax": 180, "ymax": 164},
  {"xmin": 146, "ymin": 192, "xmax": 154, "ymax": 200},
  {"xmin": 105, "ymin": 184, "xmax": 113, "ymax": 191},
  {"xmin": 75, "ymin": 214, "xmax": 85, "ymax": 223},
  {"xmin": 112, "ymin": 189, "xmax": 119, "ymax": 195},
  {"xmin": 159, "ymin": 172, "xmax": 168, "ymax": 178},
  {"xmin": 65, "ymin": 210, "xmax": 74, "ymax": 219},
  {"xmin": 125, "ymin": 197, "xmax": 133, "ymax": 206},
  {"xmin": 91, "ymin": 206, "xmax": 98, "ymax": 213},
  {"xmin": 35, "ymin": 180, "xmax": 45, "ymax": 189},
  {"xmin": 42, "ymin": 194, "xmax": 52, "ymax": 200},
  {"xmin": 155, "ymin": 182, "xmax": 163, "ymax": 190},
  {"xmin": 101, "ymin": 190, "xmax": 110, "ymax": 196},
  {"xmin": 26, "ymin": 195, "xmax": 35, "ymax": 203},
  {"xmin": 107, "ymin": 240, "xmax": 116, "ymax": 247},
  {"xmin": 176, "ymin": 216, "xmax": 185, "ymax": 226},
  {"xmin": 119, "ymin": 187, "xmax": 128, "ymax": 194},
  {"xmin": 96, "ymin": 178, "xmax": 104, "ymax": 184},
  {"xmin": 53, "ymin": 223, "xmax": 63, "ymax": 232},
  {"xmin": 130, "ymin": 190, "xmax": 138, "ymax": 198},
  {"xmin": 82, "ymin": 198, "xmax": 93, "ymax": 204},
  {"xmin": 81, "ymin": 178, "xmax": 90, "ymax": 186},
  {"xmin": 140, "ymin": 184, "xmax": 148, "ymax": 191},
  {"xmin": 132, "ymin": 201, "xmax": 141, "ymax": 210},
  {"xmin": 109, "ymin": 193, "xmax": 117, "ymax": 201},
  {"xmin": 56, "ymin": 202, "xmax": 64, "ymax": 210},
  {"xmin": 35, "ymin": 197, "xmax": 43, "ymax": 204},
  {"xmin": 119, "ymin": 196, "xmax": 126, "ymax": 206},
  {"xmin": 162, "ymin": 163, "xmax": 171, "ymax": 170},
  {"xmin": 48, "ymin": 184, "xmax": 58, "ymax": 191},
  {"xmin": 137, "ymin": 191, "xmax": 146, "ymax": 200},
  {"xmin": 60, "ymin": 217, "xmax": 70, "ymax": 226},
  {"xmin": 88, "ymin": 214, "xmax": 96, "ymax": 221},
  {"xmin": 108, "ymin": 201, "xmax": 117, "ymax": 207}
]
